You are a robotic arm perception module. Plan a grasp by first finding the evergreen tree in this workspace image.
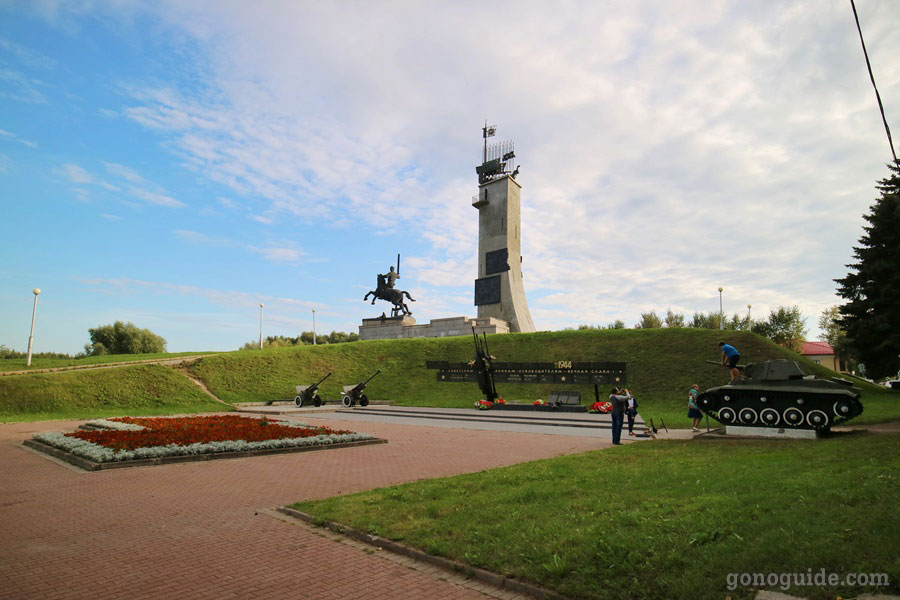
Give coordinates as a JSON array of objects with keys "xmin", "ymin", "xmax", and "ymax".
[{"xmin": 835, "ymin": 161, "xmax": 900, "ymax": 379}]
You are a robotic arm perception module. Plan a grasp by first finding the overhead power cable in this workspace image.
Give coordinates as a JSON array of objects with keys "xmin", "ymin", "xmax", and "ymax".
[{"xmin": 850, "ymin": 0, "xmax": 897, "ymax": 163}]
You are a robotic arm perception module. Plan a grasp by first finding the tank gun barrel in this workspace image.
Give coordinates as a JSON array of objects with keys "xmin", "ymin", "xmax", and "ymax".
[{"xmin": 705, "ymin": 360, "xmax": 745, "ymax": 370}]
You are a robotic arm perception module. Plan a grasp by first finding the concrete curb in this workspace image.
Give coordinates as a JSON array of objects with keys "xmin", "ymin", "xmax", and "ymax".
[
  {"xmin": 23, "ymin": 437, "xmax": 388, "ymax": 471},
  {"xmin": 276, "ymin": 506, "xmax": 571, "ymax": 600}
]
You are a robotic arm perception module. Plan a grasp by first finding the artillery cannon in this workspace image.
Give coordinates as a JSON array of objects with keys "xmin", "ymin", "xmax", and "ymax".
[
  {"xmin": 471, "ymin": 328, "xmax": 499, "ymax": 403},
  {"xmin": 340, "ymin": 370, "xmax": 381, "ymax": 407},
  {"xmin": 293, "ymin": 372, "xmax": 332, "ymax": 408},
  {"xmin": 698, "ymin": 359, "xmax": 863, "ymax": 430}
]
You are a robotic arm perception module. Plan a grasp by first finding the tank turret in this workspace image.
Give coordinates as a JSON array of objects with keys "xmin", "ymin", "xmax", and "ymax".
[{"xmin": 696, "ymin": 359, "xmax": 863, "ymax": 430}]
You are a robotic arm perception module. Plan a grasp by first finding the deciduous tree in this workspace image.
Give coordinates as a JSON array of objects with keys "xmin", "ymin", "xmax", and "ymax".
[
  {"xmin": 751, "ymin": 306, "xmax": 806, "ymax": 353},
  {"xmin": 85, "ymin": 321, "xmax": 167, "ymax": 355}
]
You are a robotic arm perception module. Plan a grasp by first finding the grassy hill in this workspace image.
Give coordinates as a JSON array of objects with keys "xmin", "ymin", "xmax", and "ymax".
[
  {"xmin": 0, "ymin": 364, "xmax": 224, "ymax": 422},
  {"xmin": 0, "ymin": 351, "xmax": 218, "ymax": 372},
  {"xmin": 190, "ymin": 328, "xmax": 897, "ymax": 427},
  {"xmin": 3, "ymin": 328, "xmax": 897, "ymax": 425}
]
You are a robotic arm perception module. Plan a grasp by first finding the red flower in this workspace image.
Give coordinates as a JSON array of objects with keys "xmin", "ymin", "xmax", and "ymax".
[{"xmin": 66, "ymin": 415, "xmax": 353, "ymax": 452}]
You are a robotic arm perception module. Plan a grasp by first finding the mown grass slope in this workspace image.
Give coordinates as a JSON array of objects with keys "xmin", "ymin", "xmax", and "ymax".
[
  {"xmin": 0, "ymin": 364, "xmax": 225, "ymax": 422},
  {"xmin": 190, "ymin": 328, "xmax": 898, "ymax": 427},
  {"xmin": 0, "ymin": 351, "xmax": 218, "ymax": 372}
]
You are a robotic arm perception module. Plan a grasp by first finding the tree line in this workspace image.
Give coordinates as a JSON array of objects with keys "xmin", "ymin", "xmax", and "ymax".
[
  {"xmin": 238, "ymin": 331, "xmax": 359, "ymax": 350},
  {"xmin": 578, "ymin": 305, "xmax": 808, "ymax": 353}
]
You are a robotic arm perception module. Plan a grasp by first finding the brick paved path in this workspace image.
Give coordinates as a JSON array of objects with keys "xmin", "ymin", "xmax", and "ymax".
[{"xmin": 0, "ymin": 416, "xmax": 609, "ymax": 599}]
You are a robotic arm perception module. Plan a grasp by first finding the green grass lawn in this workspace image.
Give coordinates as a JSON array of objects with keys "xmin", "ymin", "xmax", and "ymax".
[
  {"xmin": 0, "ymin": 364, "xmax": 226, "ymax": 422},
  {"xmin": 0, "ymin": 350, "xmax": 219, "ymax": 372},
  {"xmin": 293, "ymin": 432, "xmax": 900, "ymax": 600}
]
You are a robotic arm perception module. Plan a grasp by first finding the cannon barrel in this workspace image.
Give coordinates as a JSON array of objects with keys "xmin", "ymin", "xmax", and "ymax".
[
  {"xmin": 309, "ymin": 372, "xmax": 333, "ymax": 390},
  {"xmin": 353, "ymin": 369, "xmax": 381, "ymax": 391}
]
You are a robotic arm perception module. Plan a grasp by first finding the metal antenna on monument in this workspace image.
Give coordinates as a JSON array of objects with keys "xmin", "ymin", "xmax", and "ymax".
[{"xmin": 482, "ymin": 121, "xmax": 496, "ymax": 164}]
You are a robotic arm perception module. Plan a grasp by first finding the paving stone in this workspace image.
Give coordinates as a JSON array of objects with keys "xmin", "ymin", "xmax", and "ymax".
[{"xmin": 0, "ymin": 416, "xmax": 608, "ymax": 599}]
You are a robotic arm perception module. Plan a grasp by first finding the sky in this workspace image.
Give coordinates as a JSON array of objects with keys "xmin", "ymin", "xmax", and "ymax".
[{"xmin": 1, "ymin": 0, "xmax": 898, "ymax": 355}]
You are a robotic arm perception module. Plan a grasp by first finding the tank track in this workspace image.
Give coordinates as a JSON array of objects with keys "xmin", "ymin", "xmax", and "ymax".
[{"xmin": 696, "ymin": 387, "xmax": 861, "ymax": 430}]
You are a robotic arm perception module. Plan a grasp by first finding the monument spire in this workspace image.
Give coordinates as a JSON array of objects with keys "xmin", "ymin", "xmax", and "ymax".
[{"xmin": 472, "ymin": 124, "xmax": 535, "ymax": 333}]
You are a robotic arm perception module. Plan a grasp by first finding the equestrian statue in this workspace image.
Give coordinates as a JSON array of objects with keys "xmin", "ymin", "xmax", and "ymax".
[{"xmin": 363, "ymin": 255, "xmax": 415, "ymax": 317}]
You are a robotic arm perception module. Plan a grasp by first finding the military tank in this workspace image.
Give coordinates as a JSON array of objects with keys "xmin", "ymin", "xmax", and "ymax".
[{"xmin": 696, "ymin": 359, "xmax": 863, "ymax": 430}]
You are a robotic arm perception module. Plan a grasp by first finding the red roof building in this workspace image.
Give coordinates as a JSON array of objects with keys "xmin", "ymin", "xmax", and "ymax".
[{"xmin": 800, "ymin": 341, "xmax": 846, "ymax": 372}]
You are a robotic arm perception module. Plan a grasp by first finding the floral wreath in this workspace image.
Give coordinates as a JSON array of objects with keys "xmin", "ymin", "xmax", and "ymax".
[{"xmin": 589, "ymin": 401, "xmax": 613, "ymax": 414}]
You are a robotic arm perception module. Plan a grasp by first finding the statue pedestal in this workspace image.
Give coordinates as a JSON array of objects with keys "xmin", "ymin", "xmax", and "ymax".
[{"xmin": 359, "ymin": 315, "xmax": 509, "ymax": 341}]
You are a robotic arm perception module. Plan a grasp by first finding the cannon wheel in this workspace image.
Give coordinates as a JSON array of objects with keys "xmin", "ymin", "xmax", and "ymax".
[
  {"xmin": 294, "ymin": 395, "xmax": 303, "ymax": 408},
  {"xmin": 359, "ymin": 394, "xmax": 369, "ymax": 407},
  {"xmin": 341, "ymin": 394, "xmax": 354, "ymax": 408},
  {"xmin": 314, "ymin": 395, "xmax": 323, "ymax": 407}
]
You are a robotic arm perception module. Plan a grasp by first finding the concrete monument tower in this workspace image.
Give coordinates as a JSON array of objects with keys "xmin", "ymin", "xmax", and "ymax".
[{"xmin": 472, "ymin": 124, "xmax": 535, "ymax": 333}]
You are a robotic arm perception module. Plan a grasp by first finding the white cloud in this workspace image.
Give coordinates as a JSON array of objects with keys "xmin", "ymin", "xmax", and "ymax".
[
  {"xmin": 35, "ymin": 1, "xmax": 900, "ymax": 339},
  {"xmin": 0, "ymin": 128, "xmax": 38, "ymax": 148},
  {"xmin": 248, "ymin": 244, "xmax": 304, "ymax": 264}
]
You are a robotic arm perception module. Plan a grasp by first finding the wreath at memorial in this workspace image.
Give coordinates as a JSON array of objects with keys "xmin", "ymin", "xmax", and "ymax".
[
  {"xmin": 475, "ymin": 399, "xmax": 493, "ymax": 410},
  {"xmin": 589, "ymin": 401, "xmax": 613, "ymax": 414}
]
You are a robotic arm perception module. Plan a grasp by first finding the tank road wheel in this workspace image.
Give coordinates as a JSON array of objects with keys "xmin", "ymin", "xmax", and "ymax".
[
  {"xmin": 697, "ymin": 394, "xmax": 713, "ymax": 409},
  {"xmin": 718, "ymin": 406, "xmax": 737, "ymax": 424},
  {"xmin": 783, "ymin": 407, "xmax": 804, "ymax": 427},
  {"xmin": 806, "ymin": 409, "xmax": 829, "ymax": 430},
  {"xmin": 738, "ymin": 407, "xmax": 758, "ymax": 425},
  {"xmin": 760, "ymin": 408, "xmax": 780, "ymax": 427},
  {"xmin": 295, "ymin": 395, "xmax": 303, "ymax": 408},
  {"xmin": 359, "ymin": 394, "xmax": 369, "ymax": 407},
  {"xmin": 313, "ymin": 395, "xmax": 323, "ymax": 407},
  {"xmin": 341, "ymin": 394, "xmax": 354, "ymax": 408},
  {"xmin": 833, "ymin": 401, "xmax": 852, "ymax": 418}
]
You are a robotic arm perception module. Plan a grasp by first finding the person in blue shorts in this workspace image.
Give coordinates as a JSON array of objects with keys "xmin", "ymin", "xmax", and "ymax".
[
  {"xmin": 687, "ymin": 384, "xmax": 703, "ymax": 431},
  {"xmin": 718, "ymin": 341, "xmax": 741, "ymax": 383}
]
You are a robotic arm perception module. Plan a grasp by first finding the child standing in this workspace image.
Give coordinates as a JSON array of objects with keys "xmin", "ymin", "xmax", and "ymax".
[{"xmin": 688, "ymin": 384, "xmax": 703, "ymax": 432}]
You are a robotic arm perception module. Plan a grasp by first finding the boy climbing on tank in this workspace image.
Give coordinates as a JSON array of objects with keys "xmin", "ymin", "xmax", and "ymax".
[{"xmin": 719, "ymin": 341, "xmax": 741, "ymax": 383}]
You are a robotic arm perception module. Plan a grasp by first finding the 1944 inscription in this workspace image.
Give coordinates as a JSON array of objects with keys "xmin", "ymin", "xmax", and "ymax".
[{"xmin": 426, "ymin": 360, "xmax": 626, "ymax": 385}]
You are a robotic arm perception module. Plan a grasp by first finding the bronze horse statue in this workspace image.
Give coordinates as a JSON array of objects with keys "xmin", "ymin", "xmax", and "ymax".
[{"xmin": 364, "ymin": 274, "xmax": 415, "ymax": 317}]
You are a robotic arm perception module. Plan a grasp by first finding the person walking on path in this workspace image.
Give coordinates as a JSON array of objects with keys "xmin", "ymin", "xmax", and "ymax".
[
  {"xmin": 688, "ymin": 383, "xmax": 703, "ymax": 431},
  {"xmin": 719, "ymin": 341, "xmax": 741, "ymax": 383},
  {"xmin": 609, "ymin": 387, "xmax": 632, "ymax": 445}
]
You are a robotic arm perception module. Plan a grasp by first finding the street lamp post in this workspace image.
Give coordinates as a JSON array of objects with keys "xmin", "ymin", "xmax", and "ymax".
[
  {"xmin": 312, "ymin": 309, "xmax": 316, "ymax": 345},
  {"xmin": 718, "ymin": 287, "xmax": 724, "ymax": 330},
  {"xmin": 747, "ymin": 304, "xmax": 752, "ymax": 329},
  {"xmin": 25, "ymin": 288, "xmax": 41, "ymax": 367},
  {"xmin": 258, "ymin": 303, "xmax": 264, "ymax": 350}
]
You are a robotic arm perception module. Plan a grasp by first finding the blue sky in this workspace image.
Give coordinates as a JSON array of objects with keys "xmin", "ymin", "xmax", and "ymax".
[{"xmin": 2, "ymin": 0, "xmax": 898, "ymax": 354}]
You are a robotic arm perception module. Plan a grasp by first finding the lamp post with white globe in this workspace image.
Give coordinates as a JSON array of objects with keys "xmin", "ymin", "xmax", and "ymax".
[
  {"xmin": 718, "ymin": 287, "xmax": 724, "ymax": 330},
  {"xmin": 258, "ymin": 303, "xmax": 264, "ymax": 350},
  {"xmin": 26, "ymin": 288, "xmax": 41, "ymax": 367}
]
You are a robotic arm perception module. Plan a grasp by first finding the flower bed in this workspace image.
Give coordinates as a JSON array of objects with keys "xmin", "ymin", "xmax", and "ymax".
[{"xmin": 26, "ymin": 415, "xmax": 385, "ymax": 470}]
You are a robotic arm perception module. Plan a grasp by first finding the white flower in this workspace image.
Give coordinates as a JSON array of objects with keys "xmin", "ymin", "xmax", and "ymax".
[{"xmin": 33, "ymin": 426, "xmax": 375, "ymax": 463}]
